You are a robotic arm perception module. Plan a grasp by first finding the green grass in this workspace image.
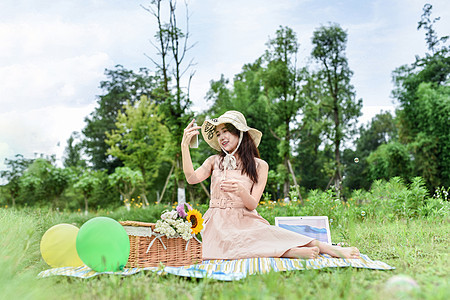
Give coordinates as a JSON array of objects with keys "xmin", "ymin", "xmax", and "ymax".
[{"xmin": 1, "ymin": 207, "xmax": 449, "ymax": 300}]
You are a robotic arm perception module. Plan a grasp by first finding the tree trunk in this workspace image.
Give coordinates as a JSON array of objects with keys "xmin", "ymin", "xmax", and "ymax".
[
  {"xmin": 283, "ymin": 119, "xmax": 291, "ymax": 198},
  {"xmin": 333, "ymin": 96, "xmax": 342, "ymax": 198},
  {"xmin": 84, "ymin": 195, "xmax": 89, "ymax": 216},
  {"xmin": 283, "ymin": 169, "xmax": 290, "ymax": 199},
  {"xmin": 177, "ymin": 179, "xmax": 186, "ymax": 204},
  {"xmin": 176, "ymin": 154, "xmax": 186, "ymax": 204},
  {"xmin": 53, "ymin": 196, "xmax": 59, "ymax": 209},
  {"xmin": 157, "ymin": 162, "xmax": 175, "ymax": 204},
  {"xmin": 140, "ymin": 193, "xmax": 150, "ymax": 207},
  {"xmin": 200, "ymin": 181, "xmax": 211, "ymax": 198},
  {"xmin": 286, "ymin": 158, "xmax": 303, "ymax": 203}
]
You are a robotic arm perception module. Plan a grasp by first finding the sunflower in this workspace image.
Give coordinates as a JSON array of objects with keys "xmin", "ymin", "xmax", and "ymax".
[{"xmin": 186, "ymin": 209, "xmax": 204, "ymax": 235}]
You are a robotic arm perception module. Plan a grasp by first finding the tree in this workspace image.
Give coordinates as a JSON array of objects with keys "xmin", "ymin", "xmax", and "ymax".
[
  {"xmin": 311, "ymin": 23, "xmax": 362, "ymax": 197},
  {"xmin": 366, "ymin": 142, "xmax": 412, "ymax": 183},
  {"xmin": 296, "ymin": 70, "xmax": 333, "ymax": 191},
  {"xmin": 63, "ymin": 131, "xmax": 86, "ymax": 168},
  {"xmin": 417, "ymin": 3, "xmax": 449, "ymax": 54},
  {"xmin": 142, "ymin": 0, "xmax": 196, "ymax": 203},
  {"xmin": 343, "ymin": 111, "xmax": 398, "ymax": 191},
  {"xmin": 20, "ymin": 158, "xmax": 73, "ymax": 207},
  {"xmin": 105, "ymin": 95, "xmax": 170, "ymax": 204},
  {"xmin": 392, "ymin": 5, "xmax": 449, "ymax": 188},
  {"xmin": 262, "ymin": 26, "xmax": 304, "ymax": 199},
  {"xmin": 0, "ymin": 154, "xmax": 33, "ymax": 207},
  {"xmin": 73, "ymin": 171, "xmax": 101, "ymax": 214},
  {"xmin": 108, "ymin": 167, "xmax": 144, "ymax": 207},
  {"xmin": 409, "ymin": 83, "xmax": 450, "ymax": 187},
  {"xmin": 82, "ymin": 65, "xmax": 160, "ymax": 172}
]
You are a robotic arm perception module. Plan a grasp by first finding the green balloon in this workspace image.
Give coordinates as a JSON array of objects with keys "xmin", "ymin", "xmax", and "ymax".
[{"xmin": 76, "ymin": 217, "xmax": 130, "ymax": 272}]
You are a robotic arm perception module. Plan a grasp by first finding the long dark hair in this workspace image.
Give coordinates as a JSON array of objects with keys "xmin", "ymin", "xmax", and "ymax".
[{"xmin": 219, "ymin": 123, "xmax": 260, "ymax": 183}]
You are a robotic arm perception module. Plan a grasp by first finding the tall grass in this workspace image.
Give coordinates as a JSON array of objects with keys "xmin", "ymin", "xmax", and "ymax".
[
  {"xmin": 2, "ymin": 210, "xmax": 447, "ymax": 300},
  {"xmin": 1, "ymin": 178, "xmax": 449, "ymax": 299},
  {"xmin": 0, "ymin": 209, "xmax": 67, "ymax": 299}
]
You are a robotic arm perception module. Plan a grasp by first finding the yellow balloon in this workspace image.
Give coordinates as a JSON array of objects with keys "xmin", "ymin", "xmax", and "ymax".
[{"xmin": 40, "ymin": 224, "xmax": 84, "ymax": 268}]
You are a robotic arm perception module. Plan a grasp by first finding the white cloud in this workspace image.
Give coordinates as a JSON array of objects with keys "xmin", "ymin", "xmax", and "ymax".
[
  {"xmin": 359, "ymin": 105, "xmax": 396, "ymax": 126},
  {"xmin": 0, "ymin": 52, "xmax": 112, "ymax": 111},
  {"xmin": 0, "ymin": 104, "xmax": 96, "ymax": 169}
]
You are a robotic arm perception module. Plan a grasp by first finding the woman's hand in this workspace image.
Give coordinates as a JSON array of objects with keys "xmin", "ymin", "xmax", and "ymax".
[
  {"xmin": 220, "ymin": 179, "xmax": 245, "ymax": 196},
  {"xmin": 181, "ymin": 119, "xmax": 201, "ymax": 148}
]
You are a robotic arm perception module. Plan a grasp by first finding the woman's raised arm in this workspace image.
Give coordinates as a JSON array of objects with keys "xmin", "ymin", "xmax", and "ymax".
[{"xmin": 181, "ymin": 119, "xmax": 214, "ymax": 184}]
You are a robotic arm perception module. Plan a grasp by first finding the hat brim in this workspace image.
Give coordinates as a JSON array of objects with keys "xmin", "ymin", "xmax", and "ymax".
[{"xmin": 201, "ymin": 117, "xmax": 262, "ymax": 151}]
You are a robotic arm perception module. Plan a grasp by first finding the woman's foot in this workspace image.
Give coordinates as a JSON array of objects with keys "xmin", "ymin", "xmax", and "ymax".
[
  {"xmin": 306, "ymin": 240, "xmax": 360, "ymax": 259},
  {"xmin": 282, "ymin": 246, "xmax": 320, "ymax": 259},
  {"xmin": 328, "ymin": 246, "xmax": 360, "ymax": 259}
]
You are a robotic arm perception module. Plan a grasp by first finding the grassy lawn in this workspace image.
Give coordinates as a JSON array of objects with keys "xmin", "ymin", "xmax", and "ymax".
[{"xmin": 1, "ymin": 207, "xmax": 448, "ymax": 300}]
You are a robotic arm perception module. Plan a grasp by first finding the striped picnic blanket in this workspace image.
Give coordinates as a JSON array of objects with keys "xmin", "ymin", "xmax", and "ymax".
[{"xmin": 38, "ymin": 254, "xmax": 394, "ymax": 281}]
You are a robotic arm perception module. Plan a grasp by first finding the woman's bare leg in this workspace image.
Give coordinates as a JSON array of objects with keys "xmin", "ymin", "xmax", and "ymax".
[
  {"xmin": 281, "ymin": 246, "xmax": 320, "ymax": 259},
  {"xmin": 307, "ymin": 240, "xmax": 360, "ymax": 259}
]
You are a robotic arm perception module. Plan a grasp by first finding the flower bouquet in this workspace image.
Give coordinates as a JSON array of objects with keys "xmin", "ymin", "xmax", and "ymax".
[
  {"xmin": 154, "ymin": 203, "xmax": 204, "ymax": 241},
  {"xmin": 120, "ymin": 203, "xmax": 204, "ymax": 267}
]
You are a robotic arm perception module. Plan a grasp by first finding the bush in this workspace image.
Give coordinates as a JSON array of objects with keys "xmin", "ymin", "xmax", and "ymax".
[{"xmin": 366, "ymin": 142, "xmax": 412, "ymax": 182}]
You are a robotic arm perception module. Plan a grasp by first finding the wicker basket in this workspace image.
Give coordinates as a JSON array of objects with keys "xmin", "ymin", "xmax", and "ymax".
[{"xmin": 120, "ymin": 220, "xmax": 202, "ymax": 267}]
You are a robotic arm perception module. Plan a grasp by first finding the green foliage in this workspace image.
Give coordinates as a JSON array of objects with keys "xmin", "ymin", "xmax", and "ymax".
[
  {"xmin": 390, "ymin": 6, "xmax": 449, "ymax": 188},
  {"xmin": 357, "ymin": 111, "xmax": 398, "ymax": 153},
  {"xmin": 143, "ymin": 0, "xmax": 196, "ymax": 193},
  {"xmin": 0, "ymin": 154, "xmax": 33, "ymax": 207},
  {"xmin": 359, "ymin": 177, "xmax": 448, "ymax": 219},
  {"xmin": 264, "ymin": 169, "xmax": 284, "ymax": 201},
  {"xmin": 311, "ymin": 23, "xmax": 363, "ymax": 194},
  {"xmin": 392, "ymin": 50, "xmax": 450, "ymax": 187},
  {"xmin": 18, "ymin": 158, "xmax": 74, "ymax": 207},
  {"xmin": 343, "ymin": 111, "xmax": 398, "ymax": 191},
  {"xmin": 409, "ymin": 83, "xmax": 450, "ymax": 187},
  {"xmin": 260, "ymin": 176, "xmax": 448, "ymax": 231},
  {"xmin": 82, "ymin": 65, "xmax": 161, "ymax": 172},
  {"xmin": 73, "ymin": 170, "xmax": 102, "ymax": 212},
  {"xmin": 366, "ymin": 142, "xmax": 412, "ymax": 182},
  {"xmin": 74, "ymin": 171, "xmax": 101, "ymax": 195},
  {"xmin": 206, "ymin": 26, "xmax": 304, "ymax": 196},
  {"xmin": 108, "ymin": 167, "xmax": 144, "ymax": 204},
  {"xmin": 106, "ymin": 96, "xmax": 170, "ymax": 191},
  {"xmin": 262, "ymin": 26, "xmax": 304, "ymax": 196},
  {"xmin": 88, "ymin": 171, "xmax": 121, "ymax": 210},
  {"xmin": 295, "ymin": 71, "xmax": 332, "ymax": 190},
  {"xmin": 63, "ymin": 131, "xmax": 86, "ymax": 168},
  {"xmin": 417, "ymin": 3, "xmax": 449, "ymax": 54}
]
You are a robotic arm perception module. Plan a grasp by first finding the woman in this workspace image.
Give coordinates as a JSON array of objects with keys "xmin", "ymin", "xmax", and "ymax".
[{"xmin": 181, "ymin": 110, "xmax": 359, "ymax": 260}]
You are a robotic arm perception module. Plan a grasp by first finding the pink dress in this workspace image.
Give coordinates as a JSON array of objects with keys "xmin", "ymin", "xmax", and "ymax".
[{"xmin": 201, "ymin": 156, "xmax": 314, "ymax": 260}]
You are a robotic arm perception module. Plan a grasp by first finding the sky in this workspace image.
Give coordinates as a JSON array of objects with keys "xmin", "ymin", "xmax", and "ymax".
[{"xmin": 1, "ymin": 0, "xmax": 449, "ymax": 171}]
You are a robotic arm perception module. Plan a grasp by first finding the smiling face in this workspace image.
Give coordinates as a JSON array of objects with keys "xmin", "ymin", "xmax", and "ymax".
[{"xmin": 215, "ymin": 123, "xmax": 239, "ymax": 152}]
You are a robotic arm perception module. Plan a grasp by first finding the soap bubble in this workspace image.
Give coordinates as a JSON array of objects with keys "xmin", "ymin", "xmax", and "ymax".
[
  {"xmin": 354, "ymin": 157, "xmax": 359, "ymax": 163},
  {"xmin": 384, "ymin": 275, "xmax": 419, "ymax": 295}
]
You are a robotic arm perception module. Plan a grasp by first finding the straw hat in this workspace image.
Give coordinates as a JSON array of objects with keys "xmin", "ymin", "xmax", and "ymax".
[{"xmin": 201, "ymin": 111, "xmax": 262, "ymax": 151}]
